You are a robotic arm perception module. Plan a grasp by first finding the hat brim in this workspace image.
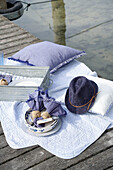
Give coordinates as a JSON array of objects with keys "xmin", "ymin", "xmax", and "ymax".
[{"xmin": 65, "ymin": 80, "xmax": 98, "ymax": 114}]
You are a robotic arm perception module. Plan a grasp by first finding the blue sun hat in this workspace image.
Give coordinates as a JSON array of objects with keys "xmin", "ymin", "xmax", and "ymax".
[{"xmin": 65, "ymin": 76, "xmax": 98, "ymax": 114}]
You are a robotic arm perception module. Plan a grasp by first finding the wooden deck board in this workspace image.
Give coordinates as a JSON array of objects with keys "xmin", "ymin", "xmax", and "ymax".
[
  {"xmin": 0, "ymin": 15, "xmax": 113, "ymax": 170},
  {"xmin": 0, "ymin": 20, "xmax": 13, "ymax": 26},
  {"xmin": 0, "ymin": 147, "xmax": 53, "ymax": 170},
  {"xmin": 0, "ymin": 24, "xmax": 18, "ymax": 31},
  {"xmin": 0, "ymin": 145, "xmax": 38, "ymax": 165},
  {"xmin": 0, "ymin": 135, "xmax": 8, "ymax": 149},
  {"xmin": 0, "ymin": 36, "xmax": 38, "ymax": 50},
  {"xmin": 107, "ymin": 167, "xmax": 113, "ymax": 170},
  {"xmin": 26, "ymin": 129, "xmax": 113, "ymax": 170},
  {"xmin": 0, "ymin": 123, "xmax": 3, "ymax": 135},
  {"xmin": 2, "ymin": 40, "xmax": 41, "ymax": 57},
  {"xmin": 66, "ymin": 147, "xmax": 113, "ymax": 170},
  {"xmin": 0, "ymin": 29, "xmax": 29, "ymax": 40},
  {"xmin": 0, "ymin": 34, "xmax": 38, "ymax": 47},
  {"xmin": 0, "ymin": 26, "xmax": 23, "ymax": 35}
]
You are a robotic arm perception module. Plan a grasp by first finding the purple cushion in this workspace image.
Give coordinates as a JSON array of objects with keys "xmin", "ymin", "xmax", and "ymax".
[{"xmin": 8, "ymin": 41, "xmax": 86, "ymax": 73}]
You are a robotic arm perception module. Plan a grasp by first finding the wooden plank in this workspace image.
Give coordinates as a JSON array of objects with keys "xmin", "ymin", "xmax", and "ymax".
[
  {"xmin": 0, "ymin": 17, "xmax": 17, "ymax": 28},
  {"xmin": 0, "ymin": 127, "xmax": 3, "ymax": 135},
  {"xmin": 1, "ymin": 127, "xmax": 112, "ymax": 170},
  {"xmin": 66, "ymin": 147, "xmax": 113, "ymax": 170},
  {"xmin": 107, "ymin": 167, "xmax": 113, "ymax": 170},
  {"xmin": 0, "ymin": 33, "xmax": 38, "ymax": 45},
  {"xmin": 0, "ymin": 23, "xmax": 17, "ymax": 31},
  {"xmin": 0, "ymin": 15, "xmax": 8, "ymax": 21},
  {"xmin": 0, "ymin": 145, "xmax": 38, "ymax": 165},
  {"xmin": 27, "ymin": 129, "xmax": 113, "ymax": 170},
  {"xmin": 0, "ymin": 26, "xmax": 22, "ymax": 35},
  {"xmin": 3, "ymin": 40, "xmax": 41, "ymax": 58},
  {"xmin": 0, "ymin": 20, "xmax": 13, "ymax": 26},
  {"xmin": 0, "ymin": 36, "xmax": 38, "ymax": 51},
  {"xmin": 0, "ymin": 123, "xmax": 3, "ymax": 135},
  {"xmin": 0, "ymin": 29, "xmax": 28, "ymax": 40},
  {"xmin": 0, "ymin": 18, "xmax": 41, "ymax": 57},
  {"xmin": 0, "ymin": 135, "xmax": 8, "ymax": 149},
  {"xmin": 0, "ymin": 147, "xmax": 53, "ymax": 170}
]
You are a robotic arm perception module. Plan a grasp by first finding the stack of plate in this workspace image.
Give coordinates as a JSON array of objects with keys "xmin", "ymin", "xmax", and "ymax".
[{"xmin": 24, "ymin": 111, "xmax": 61, "ymax": 136}]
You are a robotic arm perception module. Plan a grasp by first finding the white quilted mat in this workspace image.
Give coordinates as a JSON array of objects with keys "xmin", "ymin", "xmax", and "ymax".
[{"xmin": 0, "ymin": 59, "xmax": 112, "ymax": 159}]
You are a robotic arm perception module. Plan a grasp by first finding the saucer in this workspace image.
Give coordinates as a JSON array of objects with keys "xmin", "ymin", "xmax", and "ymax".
[
  {"xmin": 22, "ymin": 118, "xmax": 62, "ymax": 137},
  {"xmin": 25, "ymin": 111, "xmax": 60, "ymax": 133}
]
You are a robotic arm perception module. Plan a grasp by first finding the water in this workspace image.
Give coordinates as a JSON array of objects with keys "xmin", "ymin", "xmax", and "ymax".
[{"xmin": 13, "ymin": 0, "xmax": 113, "ymax": 80}]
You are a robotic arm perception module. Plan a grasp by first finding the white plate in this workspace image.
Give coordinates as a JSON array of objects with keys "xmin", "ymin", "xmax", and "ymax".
[
  {"xmin": 9, "ymin": 78, "xmax": 42, "ymax": 86},
  {"xmin": 25, "ymin": 111, "xmax": 59, "ymax": 133},
  {"xmin": 22, "ymin": 118, "xmax": 62, "ymax": 137},
  {"xmin": 25, "ymin": 119, "xmax": 59, "ymax": 133}
]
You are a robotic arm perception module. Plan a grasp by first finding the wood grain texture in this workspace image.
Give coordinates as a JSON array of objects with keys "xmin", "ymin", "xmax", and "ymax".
[
  {"xmin": 0, "ymin": 29, "xmax": 28, "ymax": 40},
  {"xmin": 0, "ymin": 147, "xmax": 53, "ymax": 170},
  {"xmin": 27, "ymin": 129, "xmax": 113, "ymax": 170},
  {"xmin": 107, "ymin": 167, "xmax": 113, "ymax": 170},
  {"xmin": 0, "ymin": 34, "xmax": 36, "ymax": 45},
  {"xmin": 0, "ymin": 36, "xmax": 38, "ymax": 50},
  {"xmin": 0, "ymin": 146, "xmax": 38, "ymax": 165},
  {"xmin": 0, "ymin": 123, "xmax": 3, "ymax": 135},
  {"xmin": 0, "ymin": 135, "xmax": 8, "ymax": 149},
  {"xmin": 66, "ymin": 147, "xmax": 113, "ymax": 170},
  {"xmin": 0, "ymin": 26, "xmax": 23, "ymax": 35},
  {"xmin": 0, "ymin": 24, "xmax": 17, "ymax": 31},
  {"xmin": 3, "ymin": 40, "xmax": 41, "ymax": 58}
]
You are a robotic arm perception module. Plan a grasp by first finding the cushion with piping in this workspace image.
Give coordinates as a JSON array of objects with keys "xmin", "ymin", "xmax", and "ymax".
[
  {"xmin": 85, "ymin": 76, "xmax": 113, "ymax": 116},
  {"xmin": 8, "ymin": 41, "xmax": 86, "ymax": 73}
]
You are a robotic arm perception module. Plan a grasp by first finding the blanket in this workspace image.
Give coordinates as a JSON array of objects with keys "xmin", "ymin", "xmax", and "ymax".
[{"xmin": 0, "ymin": 59, "xmax": 112, "ymax": 159}]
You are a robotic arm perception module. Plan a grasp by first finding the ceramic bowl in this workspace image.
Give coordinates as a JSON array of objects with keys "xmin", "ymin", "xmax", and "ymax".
[{"xmin": 25, "ymin": 111, "xmax": 59, "ymax": 133}]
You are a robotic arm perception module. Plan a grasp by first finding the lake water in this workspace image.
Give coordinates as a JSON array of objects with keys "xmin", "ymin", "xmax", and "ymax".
[{"xmin": 13, "ymin": 0, "xmax": 113, "ymax": 80}]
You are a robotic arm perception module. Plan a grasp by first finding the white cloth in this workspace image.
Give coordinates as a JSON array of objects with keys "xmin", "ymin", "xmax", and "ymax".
[{"xmin": 0, "ymin": 59, "xmax": 112, "ymax": 159}]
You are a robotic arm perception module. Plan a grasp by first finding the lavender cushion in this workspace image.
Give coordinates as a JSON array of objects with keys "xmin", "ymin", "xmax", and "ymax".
[{"xmin": 8, "ymin": 41, "xmax": 86, "ymax": 73}]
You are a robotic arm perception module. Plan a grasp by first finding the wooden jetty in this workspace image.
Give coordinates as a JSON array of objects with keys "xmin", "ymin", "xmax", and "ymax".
[{"xmin": 0, "ymin": 15, "xmax": 113, "ymax": 170}]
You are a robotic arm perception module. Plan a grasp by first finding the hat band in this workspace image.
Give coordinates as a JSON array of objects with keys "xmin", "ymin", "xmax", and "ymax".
[{"xmin": 69, "ymin": 88, "xmax": 99, "ymax": 110}]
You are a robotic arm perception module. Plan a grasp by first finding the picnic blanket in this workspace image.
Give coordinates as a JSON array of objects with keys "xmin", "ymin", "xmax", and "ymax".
[{"xmin": 0, "ymin": 59, "xmax": 112, "ymax": 159}]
